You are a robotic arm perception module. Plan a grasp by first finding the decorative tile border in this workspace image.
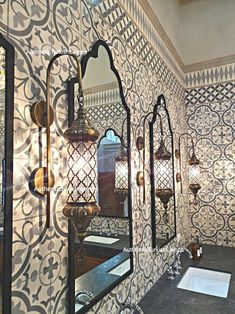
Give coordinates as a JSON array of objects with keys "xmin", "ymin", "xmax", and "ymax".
[{"xmin": 185, "ymin": 62, "xmax": 235, "ymax": 88}]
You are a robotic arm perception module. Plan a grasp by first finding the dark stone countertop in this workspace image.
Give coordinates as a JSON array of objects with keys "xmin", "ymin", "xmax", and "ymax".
[
  {"xmin": 75, "ymin": 233, "xmax": 131, "ymax": 312},
  {"xmin": 75, "ymin": 233, "xmax": 130, "ymax": 258},
  {"xmin": 135, "ymin": 244, "xmax": 235, "ymax": 314}
]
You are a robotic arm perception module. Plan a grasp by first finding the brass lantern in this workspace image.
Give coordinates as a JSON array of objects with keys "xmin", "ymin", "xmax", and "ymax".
[
  {"xmin": 188, "ymin": 151, "xmax": 201, "ymax": 199},
  {"xmin": 155, "ymin": 138, "xmax": 174, "ymax": 224},
  {"xmin": 114, "ymin": 145, "xmax": 128, "ymax": 204},
  {"xmin": 175, "ymin": 133, "xmax": 201, "ymax": 200},
  {"xmin": 63, "ymin": 101, "xmax": 100, "ymax": 238},
  {"xmin": 29, "ymin": 52, "xmax": 100, "ymax": 233}
]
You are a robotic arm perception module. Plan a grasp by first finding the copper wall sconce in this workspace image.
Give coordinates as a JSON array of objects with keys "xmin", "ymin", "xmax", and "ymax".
[
  {"xmin": 175, "ymin": 133, "xmax": 201, "ymax": 200},
  {"xmin": 137, "ymin": 94, "xmax": 174, "ymax": 212},
  {"xmin": 29, "ymin": 53, "xmax": 100, "ymax": 231}
]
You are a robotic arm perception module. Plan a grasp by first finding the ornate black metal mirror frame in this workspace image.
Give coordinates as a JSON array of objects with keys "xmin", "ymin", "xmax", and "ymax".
[
  {"xmin": 0, "ymin": 33, "xmax": 14, "ymax": 313},
  {"xmin": 149, "ymin": 94, "xmax": 176, "ymax": 249},
  {"xmin": 66, "ymin": 40, "xmax": 133, "ymax": 314}
]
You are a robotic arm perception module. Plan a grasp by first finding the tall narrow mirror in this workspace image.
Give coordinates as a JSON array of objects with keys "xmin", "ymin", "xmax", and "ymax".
[
  {"xmin": 67, "ymin": 40, "xmax": 132, "ymax": 314},
  {"xmin": 97, "ymin": 130, "xmax": 128, "ymax": 218},
  {"xmin": 149, "ymin": 94, "xmax": 176, "ymax": 249},
  {"xmin": 0, "ymin": 34, "xmax": 14, "ymax": 313}
]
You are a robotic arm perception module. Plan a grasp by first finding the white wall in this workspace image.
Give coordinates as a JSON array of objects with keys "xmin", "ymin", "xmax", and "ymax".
[
  {"xmin": 181, "ymin": 0, "xmax": 235, "ymax": 65},
  {"xmin": 147, "ymin": 0, "xmax": 235, "ymax": 65},
  {"xmin": 147, "ymin": 0, "xmax": 183, "ymax": 58},
  {"xmin": 83, "ymin": 46, "xmax": 116, "ymax": 89}
]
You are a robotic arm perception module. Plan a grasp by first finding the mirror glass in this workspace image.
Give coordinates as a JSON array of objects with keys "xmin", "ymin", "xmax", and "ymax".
[
  {"xmin": 97, "ymin": 130, "xmax": 128, "ymax": 218},
  {"xmin": 0, "ymin": 44, "xmax": 5, "ymax": 310},
  {"xmin": 149, "ymin": 95, "xmax": 176, "ymax": 248},
  {"xmin": 68, "ymin": 41, "xmax": 132, "ymax": 314}
]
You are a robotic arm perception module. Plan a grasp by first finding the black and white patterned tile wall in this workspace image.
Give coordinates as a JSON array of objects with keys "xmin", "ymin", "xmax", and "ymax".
[
  {"xmin": 0, "ymin": 0, "xmax": 191, "ymax": 313},
  {"xmin": 186, "ymin": 82, "xmax": 235, "ymax": 247}
]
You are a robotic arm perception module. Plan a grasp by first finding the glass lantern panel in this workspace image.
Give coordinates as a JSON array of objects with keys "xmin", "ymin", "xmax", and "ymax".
[
  {"xmin": 67, "ymin": 141, "xmax": 97, "ymax": 203},
  {"xmin": 115, "ymin": 160, "xmax": 128, "ymax": 190},
  {"xmin": 154, "ymin": 159, "xmax": 173, "ymax": 190},
  {"xmin": 189, "ymin": 164, "xmax": 200, "ymax": 185}
]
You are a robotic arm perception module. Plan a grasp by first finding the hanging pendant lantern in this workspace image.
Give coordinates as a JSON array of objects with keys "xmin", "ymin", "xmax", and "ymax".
[
  {"xmin": 188, "ymin": 151, "xmax": 201, "ymax": 200},
  {"xmin": 63, "ymin": 101, "xmax": 100, "ymax": 239},
  {"xmin": 155, "ymin": 138, "xmax": 174, "ymax": 223}
]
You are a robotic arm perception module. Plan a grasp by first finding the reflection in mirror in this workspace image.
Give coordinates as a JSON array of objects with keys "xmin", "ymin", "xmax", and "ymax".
[
  {"xmin": 97, "ymin": 130, "xmax": 128, "ymax": 217},
  {"xmin": 149, "ymin": 95, "xmax": 176, "ymax": 249},
  {"xmin": 67, "ymin": 41, "xmax": 132, "ymax": 314},
  {"xmin": 0, "ymin": 45, "xmax": 5, "ymax": 311}
]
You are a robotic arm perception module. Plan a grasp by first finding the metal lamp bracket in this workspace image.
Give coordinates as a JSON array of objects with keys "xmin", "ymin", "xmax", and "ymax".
[
  {"xmin": 176, "ymin": 133, "xmax": 198, "ymax": 193},
  {"xmin": 30, "ymin": 101, "xmax": 55, "ymax": 196},
  {"xmin": 136, "ymin": 136, "xmax": 144, "ymax": 151},
  {"xmin": 137, "ymin": 95, "xmax": 164, "ymax": 203},
  {"xmin": 29, "ymin": 167, "xmax": 55, "ymax": 196},
  {"xmin": 136, "ymin": 171, "xmax": 144, "ymax": 186},
  {"xmin": 175, "ymin": 149, "xmax": 181, "ymax": 182},
  {"xmin": 28, "ymin": 52, "xmax": 83, "ymax": 228},
  {"xmin": 30, "ymin": 100, "xmax": 54, "ymax": 128}
]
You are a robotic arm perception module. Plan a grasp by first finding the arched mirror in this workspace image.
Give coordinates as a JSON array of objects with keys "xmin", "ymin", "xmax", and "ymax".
[
  {"xmin": 0, "ymin": 34, "xmax": 14, "ymax": 313},
  {"xmin": 67, "ymin": 40, "xmax": 132, "ymax": 314},
  {"xmin": 149, "ymin": 94, "xmax": 176, "ymax": 249}
]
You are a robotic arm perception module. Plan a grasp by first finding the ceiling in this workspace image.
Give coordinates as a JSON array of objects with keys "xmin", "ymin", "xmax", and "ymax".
[{"xmin": 143, "ymin": 0, "xmax": 235, "ymax": 71}]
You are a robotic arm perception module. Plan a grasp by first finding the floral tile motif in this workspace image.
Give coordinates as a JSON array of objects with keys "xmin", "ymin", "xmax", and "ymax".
[
  {"xmin": 12, "ymin": 274, "xmax": 50, "ymax": 314},
  {"xmin": 12, "ymin": 215, "xmax": 48, "ymax": 283},
  {"xmin": 52, "ymin": 0, "xmax": 81, "ymax": 36},
  {"xmin": 14, "ymin": 98, "xmax": 41, "ymax": 159},
  {"xmin": 8, "ymin": 0, "xmax": 52, "ymax": 52},
  {"xmin": 50, "ymin": 9, "xmax": 81, "ymax": 72},
  {"xmin": 187, "ymin": 86, "xmax": 235, "ymax": 246},
  {"xmin": 50, "ymin": 63, "xmax": 74, "ymax": 115},
  {"xmin": 11, "ymin": 37, "xmax": 49, "ymax": 103},
  {"xmin": 12, "ymin": 212, "xmax": 68, "ymax": 288},
  {"xmin": 0, "ymin": 0, "xmax": 8, "ymax": 32},
  {"xmin": 88, "ymin": 216, "xmax": 129, "ymax": 235},
  {"xmin": 13, "ymin": 159, "xmax": 47, "ymax": 221}
]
